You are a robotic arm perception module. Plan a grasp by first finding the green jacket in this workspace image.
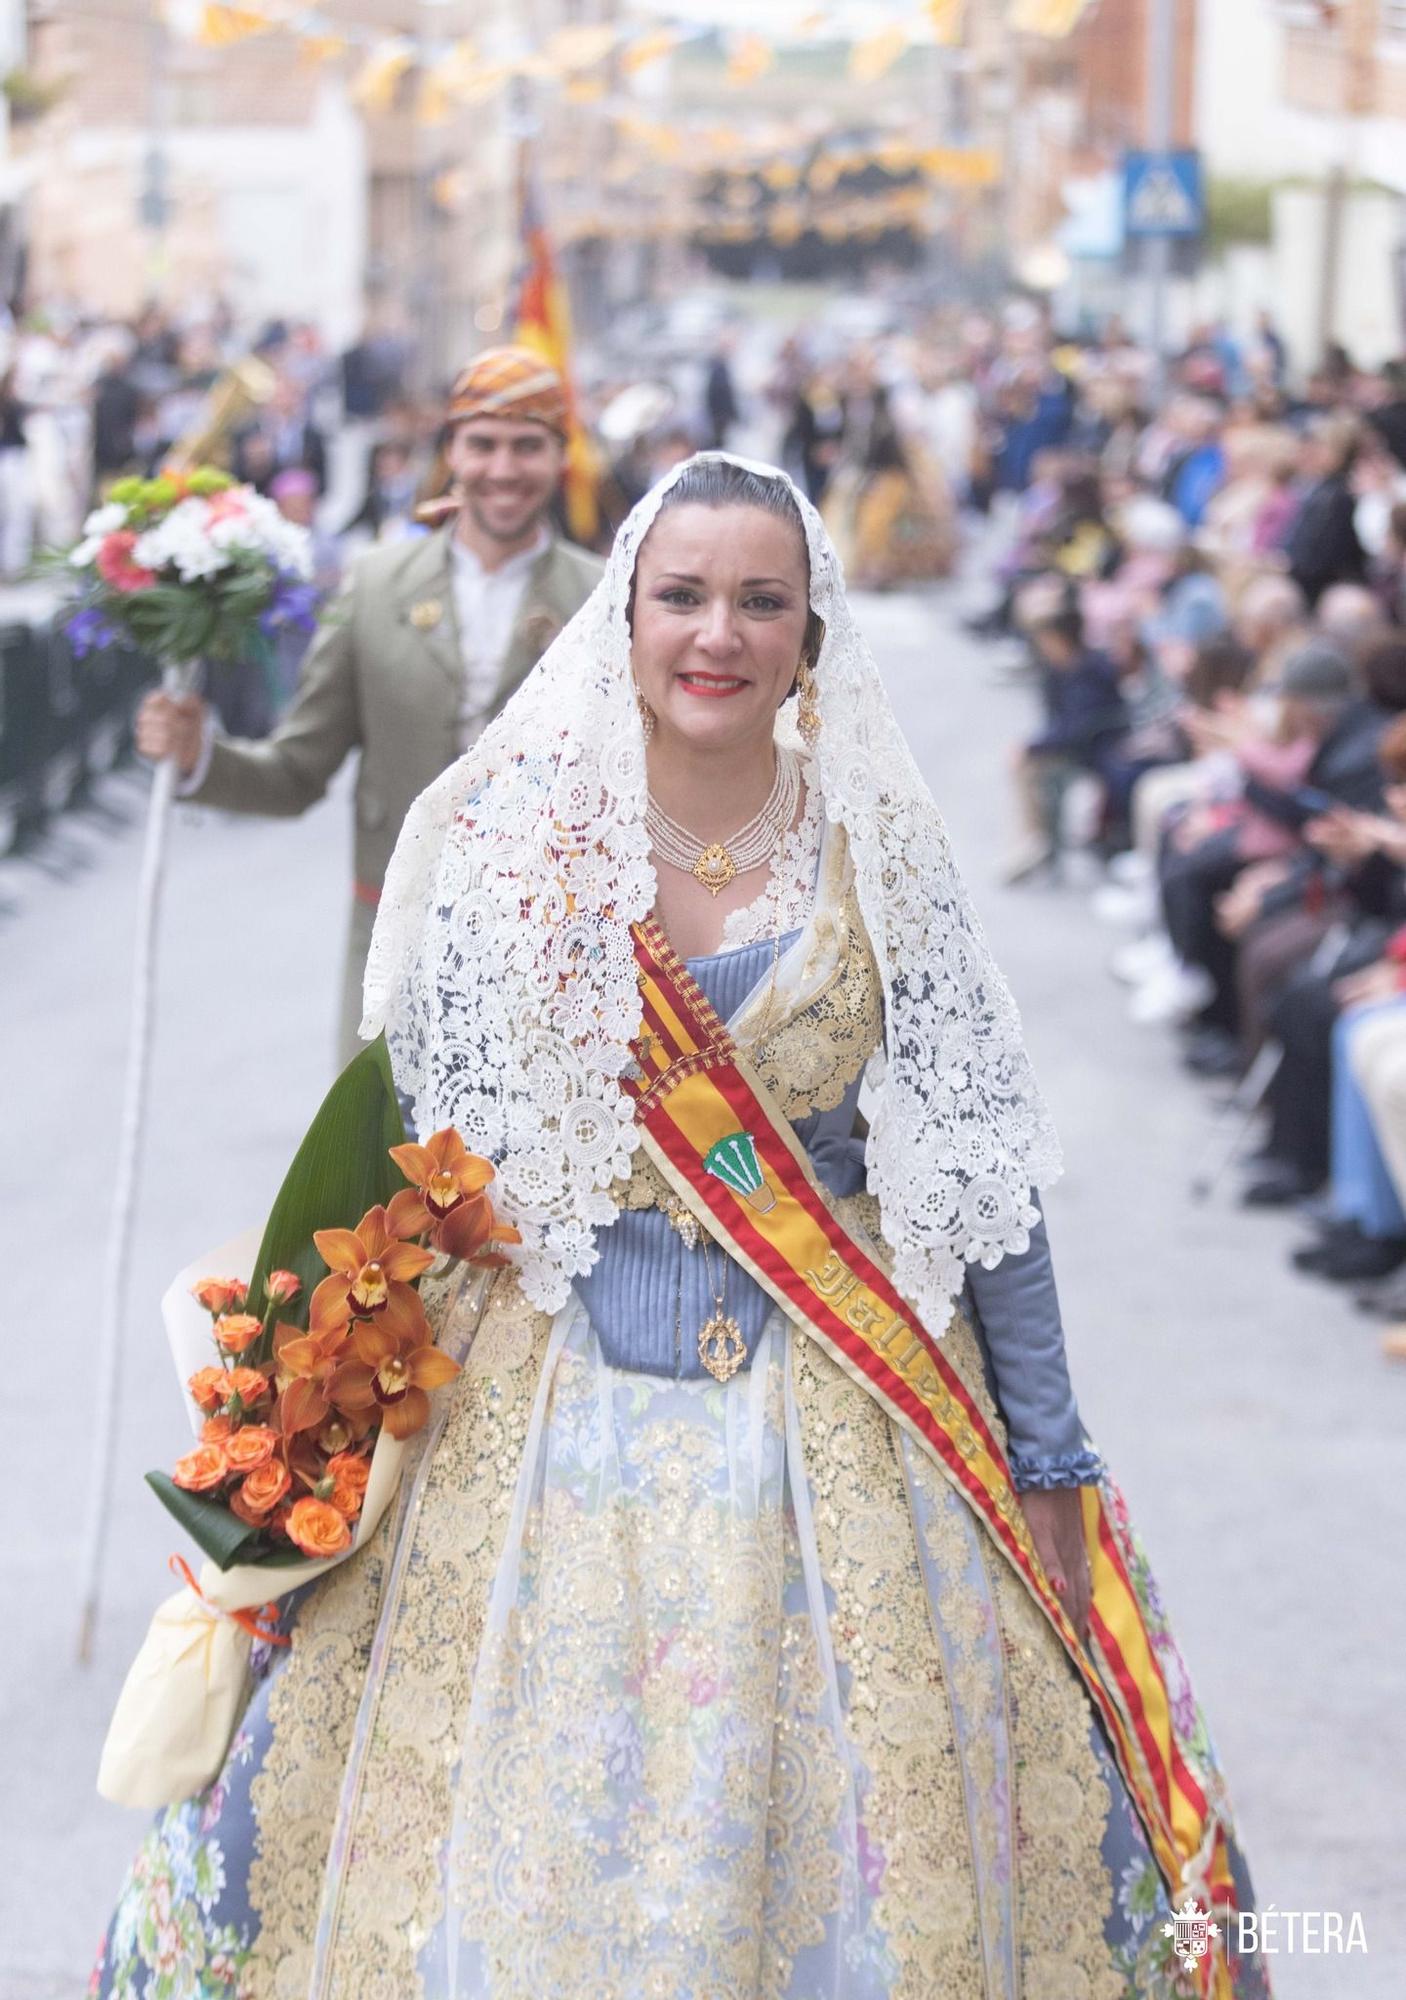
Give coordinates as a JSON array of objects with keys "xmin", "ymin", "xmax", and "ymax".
[{"xmin": 190, "ymin": 526, "xmax": 603, "ymax": 895}]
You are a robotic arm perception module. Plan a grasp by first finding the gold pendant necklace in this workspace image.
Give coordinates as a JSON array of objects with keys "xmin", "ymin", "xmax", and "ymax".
[
  {"xmin": 693, "ymin": 843, "xmax": 737, "ymax": 895},
  {"xmin": 697, "ymin": 1309, "xmax": 747, "ymax": 1383},
  {"xmin": 647, "ymin": 748, "xmax": 800, "ymax": 898},
  {"xmin": 697, "ymin": 1232, "xmax": 746, "ymax": 1382}
]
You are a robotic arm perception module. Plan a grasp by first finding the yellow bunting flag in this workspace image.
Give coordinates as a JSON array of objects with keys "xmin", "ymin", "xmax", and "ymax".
[
  {"xmin": 726, "ymin": 33, "xmax": 775, "ymax": 87},
  {"xmin": 196, "ymin": 3, "xmax": 270, "ymax": 48},
  {"xmin": 926, "ymin": 0, "xmax": 966, "ymax": 45},
  {"xmin": 351, "ymin": 39, "xmax": 414, "ymax": 113},
  {"xmin": 416, "ymin": 66, "xmax": 452, "ymax": 126},
  {"xmin": 544, "ymin": 23, "xmax": 619, "ymax": 75},
  {"xmin": 621, "ymin": 27, "xmax": 681, "ymax": 74},
  {"xmin": 921, "ymin": 143, "xmax": 1002, "ymax": 186},
  {"xmin": 1010, "ymin": 0, "xmax": 1094, "ymax": 33},
  {"xmin": 431, "ymin": 39, "xmax": 481, "ymax": 98},
  {"xmin": 297, "ymin": 33, "xmax": 347, "ymax": 67},
  {"xmin": 459, "ymin": 62, "xmax": 511, "ymax": 106},
  {"xmin": 849, "ymin": 25, "xmax": 908, "ymax": 82}
]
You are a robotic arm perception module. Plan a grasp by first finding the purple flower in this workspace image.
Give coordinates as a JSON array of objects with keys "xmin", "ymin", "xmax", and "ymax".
[
  {"xmin": 258, "ymin": 573, "xmax": 320, "ymax": 637},
  {"xmin": 65, "ymin": 605, "xmax": 120, "ymax": 658}
]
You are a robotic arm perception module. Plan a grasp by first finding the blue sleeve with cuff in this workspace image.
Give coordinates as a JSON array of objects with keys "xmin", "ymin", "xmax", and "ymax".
[{"xmin": 963, "ymin": 1194, "xmax": 1102, "ymax": 1491}]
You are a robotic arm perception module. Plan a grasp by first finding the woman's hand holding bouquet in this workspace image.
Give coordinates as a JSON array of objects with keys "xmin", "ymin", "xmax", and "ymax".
[{"xmin": 164, "ymin": 1129, "xmax": 517, "ymax": 1569}]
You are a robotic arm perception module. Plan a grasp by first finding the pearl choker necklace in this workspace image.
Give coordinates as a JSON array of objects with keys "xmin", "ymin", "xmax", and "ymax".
[{"xmin": 646, "ymin": 748, "xmax": 801, "ymax": 896}]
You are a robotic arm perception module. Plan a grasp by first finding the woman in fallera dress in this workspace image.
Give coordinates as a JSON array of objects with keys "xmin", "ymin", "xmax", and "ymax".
[{"xmin": 94, "ymin": 454, "xmax": 1268, "ymax": 1999}]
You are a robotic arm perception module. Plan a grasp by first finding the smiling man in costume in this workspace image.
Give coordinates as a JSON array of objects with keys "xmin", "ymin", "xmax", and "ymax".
[{"xmin": 136, "ymin": 346, "xmax": 603, "ymax": 1061}]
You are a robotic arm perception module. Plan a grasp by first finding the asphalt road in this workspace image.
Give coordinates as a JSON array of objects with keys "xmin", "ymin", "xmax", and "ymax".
[{"xmin": 4, "ymin": 586, "xmax": 1402, "ymax": 1997}]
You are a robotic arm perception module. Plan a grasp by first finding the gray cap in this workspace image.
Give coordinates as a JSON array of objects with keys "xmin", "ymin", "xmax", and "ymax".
[{"xmin": 1276, "ymin": 640, "xmax": 1355, "ymax": 701}]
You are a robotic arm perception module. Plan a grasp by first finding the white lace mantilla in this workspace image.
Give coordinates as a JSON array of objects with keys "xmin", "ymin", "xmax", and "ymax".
[
  {"xmin": 717, "ymin": 765, "xmax": 823, "ymax": 952},
  {"xmin": 363, "ymin": 453, "xmax": 1062, "ymax": 1333}
]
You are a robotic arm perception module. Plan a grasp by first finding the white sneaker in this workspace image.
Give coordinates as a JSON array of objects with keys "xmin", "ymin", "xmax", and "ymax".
[
  {"xmin": 1127, "ymin": 961, "xmax": 1215, "ymax": 1025},
  {"xmin": 1110, "ymin": 932, "xmax": 1175, "ymax": 984},
  {"xmin": 1092, "ymin": 881, "xmax": 1158, "ymax": 928}
]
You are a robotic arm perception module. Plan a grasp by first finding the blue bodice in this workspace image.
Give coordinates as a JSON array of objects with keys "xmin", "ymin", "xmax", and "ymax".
[{"xmin": 575, "ymin": 934, "xmax": 1100, "ymax": 1489}]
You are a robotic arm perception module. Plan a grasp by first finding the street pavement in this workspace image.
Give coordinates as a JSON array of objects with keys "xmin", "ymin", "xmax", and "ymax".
[{"xmin": 4, "ymin": 586, "xmax": 1403, "ymax": 1997}]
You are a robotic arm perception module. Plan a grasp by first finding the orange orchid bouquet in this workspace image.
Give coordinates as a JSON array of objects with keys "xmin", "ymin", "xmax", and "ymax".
[{"xmin": 150, "ymin": 1052, "xmax": 519, "ymax": 1572}]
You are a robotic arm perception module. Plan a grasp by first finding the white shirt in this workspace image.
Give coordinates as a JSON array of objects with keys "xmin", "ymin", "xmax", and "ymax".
[{"xmin": 450, "ymin": 526, "xmax": 550, "ymax": 743}]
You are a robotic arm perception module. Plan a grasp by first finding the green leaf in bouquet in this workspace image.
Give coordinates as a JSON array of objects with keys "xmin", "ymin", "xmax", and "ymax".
[
  {"xmin": 245, "ymin": 1035, "xmax": 411, "ymax": 1316},
  {"xmin": 145, "ymin": 1040, "xmax": 412, "ymax": 1569},
  {"xmin": 145, "ymin": 1472, "xmax": 265, "ymax": 1569}
]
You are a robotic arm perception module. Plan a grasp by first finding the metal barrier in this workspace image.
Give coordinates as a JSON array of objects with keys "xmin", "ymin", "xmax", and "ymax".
[{"xmin": 0, "ymin": 623, "xmax": 156, "ymax": 855}]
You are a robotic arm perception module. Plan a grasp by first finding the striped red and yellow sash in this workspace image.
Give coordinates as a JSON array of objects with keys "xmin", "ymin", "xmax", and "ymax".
[{"xmin": 626, "ymin": 916, "xmax": 1237, "ymax": 1990}]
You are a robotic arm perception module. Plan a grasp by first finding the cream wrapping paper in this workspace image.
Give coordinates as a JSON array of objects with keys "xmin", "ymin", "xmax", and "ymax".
[{"xmin": 97, "ymin": 1231, "xmax": 408, "ymax": 1809}]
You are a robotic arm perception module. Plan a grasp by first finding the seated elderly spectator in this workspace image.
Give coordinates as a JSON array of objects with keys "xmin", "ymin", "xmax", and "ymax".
[
  {"xmin": 1137, "ymin": 640, "xmax": 1391, "ymax": 1070},
  {"xmin": 1294, "ymin": 990, "xmax": 1406, "ymax": 1281},
  {"xmin": 1278, "ymin": 740, "xmax": 1406, "ymax": 1290},
  {"xmin": 1243, "ymin": 709, "xmax": 1406, "ymax": 1207},
  {"xmin": 1315, "ymin": 579, "xmax": 1391, "ymax": 664},
  {"xmin": 1230, "ymin": 572, "xmax": 1308, "ymax": 679}
]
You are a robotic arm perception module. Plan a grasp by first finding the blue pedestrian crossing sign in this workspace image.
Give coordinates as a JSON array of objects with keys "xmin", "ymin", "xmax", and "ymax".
[{"xmin": 1122, "ymin": 150, "xmax": 1204, "ymax": 239}]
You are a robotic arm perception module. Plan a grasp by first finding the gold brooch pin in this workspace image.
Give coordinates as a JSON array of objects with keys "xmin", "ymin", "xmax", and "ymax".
[{"xmin": 409, "ymin": 598, "xmax": 443, "ymax": 631}]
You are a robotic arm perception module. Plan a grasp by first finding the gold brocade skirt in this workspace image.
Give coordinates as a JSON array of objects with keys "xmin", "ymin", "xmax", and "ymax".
[{"xmin": 224, "ymin": 1201, "xmax": 1214, "ymax": 2000}]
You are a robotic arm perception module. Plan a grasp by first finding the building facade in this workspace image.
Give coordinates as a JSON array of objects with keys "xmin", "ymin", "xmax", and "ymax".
[{"xmin": 7, "ymin": 0, "xmax": 523, "ymax": 379}]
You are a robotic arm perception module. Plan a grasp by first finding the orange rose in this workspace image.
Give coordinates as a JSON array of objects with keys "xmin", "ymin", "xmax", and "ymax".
[
  {"xmin": 265, "ymin": 1268, "xmax": 303, "ymax": 1304},
  {"xmin": 223, "ymin": 1425, "xmax": 278, "ymax": 1473},
  {"xmin": 192, "ymin": 1276, "xmax": 248, "ymax": 1315},
  {"xmin": 201, "ymin": 1414, "xmax": 233, "ymax": 1444},
  {"xmin": 326, "ymin": 1449, "xmax": 371, "ymax": 1496},
  {"xmin": 187, "ymin": 1365, "xmax": 227, "ymax": 1412},
  {"xmin": 232, "ymin": 1459, "xmax": 292, "ymax": 1522},
  {"xmin": 215, "ymin": 1313, "xmax": 264, "ymax": 1355},
  {"xmin": 327, "ymin": 1474, "xmax": 365, "ymax": 1521},
  {"xmin": 172, "ymin": 1443, "xmax": 228, "ymax": 1493},
  {"xmin": 285, "ymin": 1496, "xmax": 352, "ymax": 1558},
  {"xmin": 224, "ymin": 1366, "xmax": 271, "ymax": 1407}
]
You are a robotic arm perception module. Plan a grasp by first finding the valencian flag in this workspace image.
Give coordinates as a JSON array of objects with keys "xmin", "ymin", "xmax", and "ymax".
[{"xmin": 514, "ymin": 147, "xmax": 600, "ymax": 544}]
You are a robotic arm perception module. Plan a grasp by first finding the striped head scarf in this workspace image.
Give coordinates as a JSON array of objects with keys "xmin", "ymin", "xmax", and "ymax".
[{"xmin": 445, "ymin": 346, "xmax": 568, "ymax": 437}]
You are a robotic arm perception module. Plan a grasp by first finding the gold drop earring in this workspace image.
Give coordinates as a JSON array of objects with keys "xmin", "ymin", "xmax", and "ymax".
[
  {"xmin": 795, "ymin": 653, "xmax": 821, "ymax": 749},
  {"xmin": 634, "ymin": 681, "xmax": 655, "ymax": 744}
]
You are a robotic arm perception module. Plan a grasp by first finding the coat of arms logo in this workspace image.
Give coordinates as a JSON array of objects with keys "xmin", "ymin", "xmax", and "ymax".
[{"xmin": 1163, "ymin": 1895, "xmax": 1221, "ymax": 1970}]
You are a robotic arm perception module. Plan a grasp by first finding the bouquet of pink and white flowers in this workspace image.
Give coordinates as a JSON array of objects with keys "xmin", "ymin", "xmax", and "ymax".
[{"xmin": 61, "ymin": 466, "xmax": 317, "ymax": 666}]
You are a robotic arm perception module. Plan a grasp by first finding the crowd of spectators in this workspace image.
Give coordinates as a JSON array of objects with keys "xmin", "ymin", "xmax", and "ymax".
[
  {"xmin": 0, "ymin": 297, "xmax": 445, "ymax": 575},
  {"xmin": 959, "ymin": 308, "xmax": 1406, "ymax": 1358}
]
